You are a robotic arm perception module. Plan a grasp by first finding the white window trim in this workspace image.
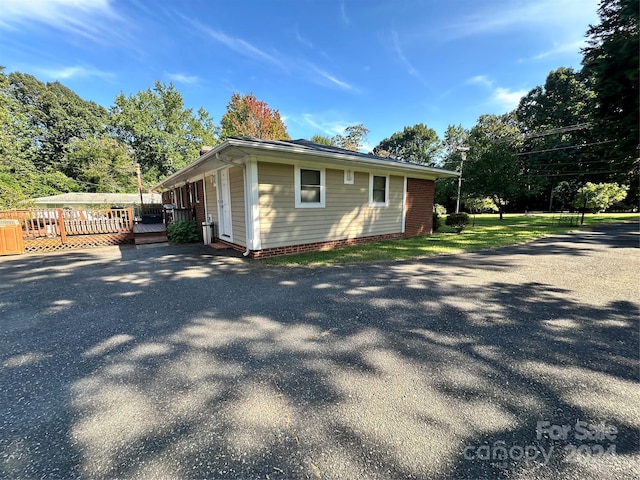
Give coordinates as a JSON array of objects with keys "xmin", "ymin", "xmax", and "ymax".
[
  {"xmin": 295, "ymin": 166, "xmax": 326, "ymax": 208},
  {"xmin": 369, "ymin": 173, "xmax": 389, "ymax": 207},
  {"xmin": 193, "ymin": 181, "xmax": 200, "ymax": 203}
]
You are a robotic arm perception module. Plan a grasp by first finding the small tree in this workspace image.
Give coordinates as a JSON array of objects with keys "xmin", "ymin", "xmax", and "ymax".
[
  {"xmin": 572, "ymin": 182, "xmax": 629, "ymax": 213},
  {"xmin": 464, "ymin": 196, "xmax": 498, "ymax": 226},
  {"xmin": 310, "ymin": 134, "xmax": 335, "ymax": 146},
  {"xmin": 332, "ymin": 124, "xmax": 369, "ymax": 152},
  {"xmin": 464, "ymin": 196, "xmax": 498, "ymax": 213},
  {"xmin": 220, "ymin": 93, "xmax": 289, "ymax": 140}
]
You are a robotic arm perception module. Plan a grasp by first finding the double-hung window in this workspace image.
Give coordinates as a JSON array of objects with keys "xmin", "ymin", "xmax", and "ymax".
[
  {"xmin": 369, "ymin": 174, "xmax": 389, "ymax": 207},
  {"xmin": 295, "ymin": 166, "xmax": 325, "ymax": 208}
]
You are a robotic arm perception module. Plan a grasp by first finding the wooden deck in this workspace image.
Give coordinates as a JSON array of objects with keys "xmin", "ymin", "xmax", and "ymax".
[{"xmin": 133, "ymin": 223, "xmax": 167, "ymax": 234}]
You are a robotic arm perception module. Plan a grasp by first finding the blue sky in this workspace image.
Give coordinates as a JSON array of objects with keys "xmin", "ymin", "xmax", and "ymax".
[{"xmin": 1, "ymin": 0, "xmax": 599, "ymax": 151}]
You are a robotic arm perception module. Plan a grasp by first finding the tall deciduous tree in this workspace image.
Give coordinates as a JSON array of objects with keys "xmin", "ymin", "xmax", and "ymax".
[
  {"xmin": 332, "ymin": 124, "xmax": 369, "ymax": 152},
  {"xmin": 435, "ymin": 124, "xmax": 469, "ymax": 211},
  {"xmin": 64, "ymin": 137, "xmax": 136, "ymax": 193},
  {"xmin": 517, "ymin": 67, "xmax": 598, "ymax": 209},
  {"xmin": 220, "ymin": 93, "xmax": 289, "ymax": 140},
  {"xmin": 373, "ymin": 123, "xmax": 442, "ymax": 165},
  {"xmin": 465, "ymin": 113, "xmax": 524, "ymax": 219},
  {"xmin": 7, "ymin": 72, "xmax": 108, "ymax": 169},
  {"xmin": 110, "ymin": 81, "xmax": 218, "ymax": 185},
  {"xmin": 582, "ymin": 0, "xmax": 639, "ymax": 190},
  {"xmin": 0, "ymin": 69, "xmax": 84, "ymax": 206}
]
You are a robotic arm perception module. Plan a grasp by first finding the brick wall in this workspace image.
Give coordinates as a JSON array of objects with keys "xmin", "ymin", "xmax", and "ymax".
[
  {"xmin": 404, "ymin": 178, "xmax": 434, "ymax": 237},
  {"xmin": 217, "ymin": 232, "xmax": 404, "ymax": 259}
]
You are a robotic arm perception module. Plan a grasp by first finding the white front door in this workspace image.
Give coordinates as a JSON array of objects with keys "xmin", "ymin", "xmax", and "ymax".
[{"xmin": 218, "ymin": 168, "xmax": 233, "ymax": 241}]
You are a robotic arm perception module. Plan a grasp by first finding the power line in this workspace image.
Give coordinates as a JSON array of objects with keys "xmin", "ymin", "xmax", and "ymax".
[
  {"xmin": 517, "ymin": 140, "xmax": 615, "ymax": 156},
  {"xmin": 525, "ymin": 170, "xmax": 623, "ymax": 177},
  {"xmin": 523, "ymin": 123, "xmax": 592, "ymax": 139}
]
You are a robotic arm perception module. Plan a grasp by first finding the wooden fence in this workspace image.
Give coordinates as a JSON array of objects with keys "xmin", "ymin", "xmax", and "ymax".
[{"xmin": 0, "ymin": 208, "xmax": 134, "ymax": 253}]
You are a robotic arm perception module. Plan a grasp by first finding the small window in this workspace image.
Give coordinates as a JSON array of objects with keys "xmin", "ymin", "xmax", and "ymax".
[
  {"xmin": 369, "ymin": 174, "xmax": 389, "ymax": 207},
  {"xmin": 295, "ymin": 166, "xmax": 325, "ymax": 208}
]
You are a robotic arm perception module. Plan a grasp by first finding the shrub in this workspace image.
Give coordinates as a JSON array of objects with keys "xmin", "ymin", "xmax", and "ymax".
[
  {"xmin": 445, "ymin": 212, "xmax": 470, "ymax": 233},
  {"xmin": 167, "ymin": 220, "xmax": 200, "ymax": 243},
  {"xmin": 433, "ymin": 204, "xmax": 447, "ymax": 232}
]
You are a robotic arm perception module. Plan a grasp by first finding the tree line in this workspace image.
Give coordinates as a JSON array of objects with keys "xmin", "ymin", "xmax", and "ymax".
[
  {"xmin": 404, "ymin": 0, "xmax": 637, "ymax": 214},
  {"xmin": 0, "ymin": 77, "xmax": 290, "ymax": 208},
  {"xmin": 319, "ymin": 0, "xmax": 638, "ymax": 213},
  {"xmin": 1, "ymin": 0, "xmax": 636, "ymax": 212}
]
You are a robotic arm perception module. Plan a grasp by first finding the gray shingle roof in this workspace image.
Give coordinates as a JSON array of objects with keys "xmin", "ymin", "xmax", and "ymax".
[{"xmin": 228, "ymin": 136, "xmax": 434, "ymax": 167}]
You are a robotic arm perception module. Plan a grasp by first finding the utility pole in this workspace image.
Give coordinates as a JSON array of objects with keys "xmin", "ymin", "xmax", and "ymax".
[
  {"xmin": 455, "ymin": 147, "xmax": 469, "ymax": 214},
  {"xmin": 136, "ymin": 163, "xmax": 144, "ymax": 216}
]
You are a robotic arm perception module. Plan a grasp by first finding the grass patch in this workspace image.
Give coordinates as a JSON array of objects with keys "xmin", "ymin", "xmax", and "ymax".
[{"xmin": 263, "ymin": 213, "xmax": 638, "ymax": 266}]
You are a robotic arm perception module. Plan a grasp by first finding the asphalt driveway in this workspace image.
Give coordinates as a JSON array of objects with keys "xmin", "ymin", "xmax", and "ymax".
[{"xmin": 1, "ymin": 222, "xmax": 638, "ymax": 479}]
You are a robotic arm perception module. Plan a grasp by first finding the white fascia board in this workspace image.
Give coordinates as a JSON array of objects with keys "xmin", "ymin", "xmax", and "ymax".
[
  {"xmin": 153, "ymin": 141, "xmax": 236, "ymax": 191},
  {"xmin": 154, "ymin": 138, "xmax": 458, "ymax": 191}
]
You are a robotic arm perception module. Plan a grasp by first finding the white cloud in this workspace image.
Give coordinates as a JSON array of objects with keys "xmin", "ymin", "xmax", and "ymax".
[
  {"xmin": 0, "ymin": 0, "xmax": 123, "ymax": 43},
  {"xmin": 340, "ymin": 1, "xmax": 350, "ymax": 26},
  {"xmin": 38, "ymin": 65, "xmax": 115, "ymax": 80},
  {"xmin": 467, "ymin": 75, "xmax": 494, "ymax": 88},
  {"xmin": 166, "ymin": 73, "xmax": 200, "ymax": 84},
  {"xmin": 493, "ymin": 87, "xmax": 527, "ymax": 110},
  {"xmin": 468, "ymin": 75, "xmax": 527, "ymax": 110},
  {"xmin": 533, "ymin": 39, "xmax": 586, "ymax": 60},
  {"xmin": 391, "ymin": 30, "xmax": 425, "ymax": 85},
  {"xmin": 295, "ymin": 29, "xmax": 313, "ymax": 48},
  {"xmin": 294, "ymin": 113, "xmax": 352, "ymax": 137},
  {"xmin": 307, "ymin": 63, "xmax": 355, "ymax": 91},
  {"xmin": 200, "ymin": 26, "xmax": 283, "ymax": 68},
  {"xmin": 186, "ymin": 20, "xmax": 357, "ymax": 94},
  {"xmin": 445, "ymin": 0, "xmax": 598, "ymax": 40}
]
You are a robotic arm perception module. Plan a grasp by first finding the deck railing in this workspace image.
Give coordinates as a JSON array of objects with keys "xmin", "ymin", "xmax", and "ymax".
[
  {"xmin": 163, "ymin": 207, "xmax": 194, "ymax": 224},
  {"xmin": 0, "ymin": 208, "xmax": 134, "ymax": 240}
]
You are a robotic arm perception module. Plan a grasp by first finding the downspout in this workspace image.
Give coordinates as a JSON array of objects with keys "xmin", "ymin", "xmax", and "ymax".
[{"xmin": 216, "ymin": 153, "xmax": 252, "ymax": 257}]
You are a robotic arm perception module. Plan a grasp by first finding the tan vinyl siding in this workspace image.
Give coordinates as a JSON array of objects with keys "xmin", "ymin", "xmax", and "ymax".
[
  {"xmin": 229, "ymin": 166, "xmax": 246, "ymax": 247},
  {"xmin": 258, "ymin": 162, "xmax": 403, "ymax": 248},
  {"xmin": 205, "ymin": 174, "xmax": 218, "ymax": 226}
]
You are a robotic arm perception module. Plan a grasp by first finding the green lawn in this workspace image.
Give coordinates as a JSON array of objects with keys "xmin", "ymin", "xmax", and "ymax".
[{"xmin": 262, "ymin": 212, "xmax": 639, "ymax": 266}]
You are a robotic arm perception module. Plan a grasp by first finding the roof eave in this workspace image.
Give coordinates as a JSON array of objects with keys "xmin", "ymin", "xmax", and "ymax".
[
  {"xmin": 153, "ymin": 138, "xmax": 459, "ymax": 190},
  {"xmin": 225, "ymin": 138, "xmax": 459, "ymax": 178}
]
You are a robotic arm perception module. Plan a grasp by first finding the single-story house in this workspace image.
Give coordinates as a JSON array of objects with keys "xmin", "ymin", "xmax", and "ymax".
[
  {"xmin": 31, "ymin": 192, "xmax": 161, "ymax": 210},
  {"xmin": 154, "ymin": 137, "xmax": 458, "ymax": 258}
]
